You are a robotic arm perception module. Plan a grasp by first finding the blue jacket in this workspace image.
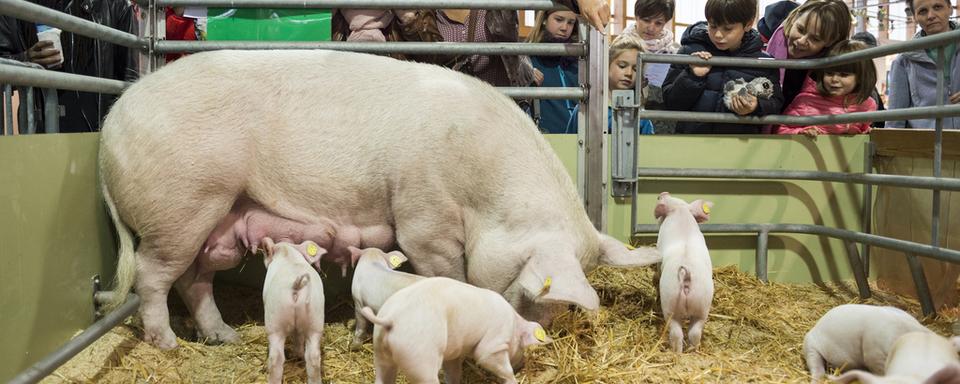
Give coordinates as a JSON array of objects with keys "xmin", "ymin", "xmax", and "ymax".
[
  {"xmin": 885, "ymin": 23, "xmax": 960, "ymax": 129},
  {"xmin": 532, "ymin": 55, "xmax": 580, "ymax": 133},
  {"xmin": 663, "ymin": 21, "xmax": 784, "ymax": 134}
]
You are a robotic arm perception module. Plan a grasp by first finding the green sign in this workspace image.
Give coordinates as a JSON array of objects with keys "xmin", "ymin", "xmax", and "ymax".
[{"xmin": 206, "ymin": 8, "xmax": 332, "ymax": 41}]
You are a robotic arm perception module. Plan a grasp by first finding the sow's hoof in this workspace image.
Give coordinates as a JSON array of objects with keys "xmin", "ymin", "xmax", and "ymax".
[{"xmin": 196, "ymin": 324, "xmax": 241, "ymax": 345}]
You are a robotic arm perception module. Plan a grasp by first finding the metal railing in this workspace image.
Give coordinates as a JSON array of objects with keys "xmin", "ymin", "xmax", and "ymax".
[
  {"xmin": 618, "ymin": 28, "xmax": 960, "ymax": 316},
  {"xmin": 0, "ymin": 2, "xmax": 607, "ymax": 382},
  {"xmin": 0, "ymin": 58, "xmax": 60, "ymax": 134}
]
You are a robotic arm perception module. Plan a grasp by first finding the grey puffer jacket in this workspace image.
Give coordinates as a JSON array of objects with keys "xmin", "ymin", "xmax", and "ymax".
[{"xmin": 885, "ymin": 22, "xmax": 960, "ymax": 129}]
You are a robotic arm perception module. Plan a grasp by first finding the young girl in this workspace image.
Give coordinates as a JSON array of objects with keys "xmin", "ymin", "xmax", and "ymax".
[
  {"xmin": 528, "ymin": 10, "xmax": 580, "ymax": 133},
  {"xmin": 623, "ymin": 0, "xmax": 678, "ymax": 132},
  {"xmin": 609, "ymin": 34, "xmax": 654, "ymax": 135},
  {"xmin": 776, "ymin": 40, "xmax": 877, "ymax": 136},
  {"xmin": 765, "ymin": 0, "xmax": 851, "ymax": 107}
]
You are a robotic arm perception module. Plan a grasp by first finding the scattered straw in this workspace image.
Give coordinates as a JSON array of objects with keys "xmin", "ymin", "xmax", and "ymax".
[{"xmin": 43, "ymin": 265, "xmax": 957, "ymax": 383}]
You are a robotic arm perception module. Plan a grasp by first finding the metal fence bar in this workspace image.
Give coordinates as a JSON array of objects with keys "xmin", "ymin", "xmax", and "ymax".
[
  {"xmin": 844, "ymin": 240, "xmax": 871, "ymax": 299},
  {"xmin": 632, "ymin": 223, "xmax": 960, "ymax": 266},
  {"xmin": 636, "ymin": 167, "xmax": 960, "ymax": 191},
  {"xmin": 0, "ymin": 64, "xmax": 128, "ymax": 95},
  {"xmin": 756, "ymin": 229, "xmax": 769, "ymax": 283},
  {"xmin": 25, "ymin": 86, "xmax": 34, "ymax": 134},
  {"xmin": 933, "ymin": 47, "xmax": 945, "ymax": 250},
  {"xmin": 583, "ymin": 25, "xmax": 605, "ymax": 229},
  {"xmin": 637, "ymin": 104, "xmax": 960, "ymax": 126},
  {"xmin": 861, "ymin": 142, "xmax": 875, "ymax": 277},
  {"xmin": 3, "ymin": 84, "xmax": 12, "ymax": 135},
  {"xmin": 41, "ymin": 88, "xmax": 58, "ymax": 133},
  {"xmin": 0, "ymin": 0, "xmax": 146, "ymax": 50},
  {"xmin": 155, "ymin": 40, "xmax": 586, "ymax": 56},
  {"xmin": 152, "ymin": 0, "xmax": 570, "ymax": 9},
  {"xmin": 7, "ymin": 294, "xmax": 141, "ymax": 384},
  {"xmin": 499, "ymin": 87, "xmax": 586, "ymax": 100},
  {"xmin": 906, "ymin": 254, "xmax": 936, "ymax": 315},
  {"xmin": 639, "ymin": 28, "xmax": 960, "ymax": 70}
]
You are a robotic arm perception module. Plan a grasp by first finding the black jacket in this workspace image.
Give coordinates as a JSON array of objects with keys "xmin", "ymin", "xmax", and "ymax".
[
  {"xmin": 0, "ymin": 0, "xmax": 138, "ymax": 133},
  {"xmin": 663, "ymin": 21, "xmax": 783, "ymax": 134}
]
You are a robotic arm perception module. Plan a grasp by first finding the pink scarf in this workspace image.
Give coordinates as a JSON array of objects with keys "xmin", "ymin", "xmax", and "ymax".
[{"xmin": 341, "ymin": 9, "xmax": 395, "ymax": 42}]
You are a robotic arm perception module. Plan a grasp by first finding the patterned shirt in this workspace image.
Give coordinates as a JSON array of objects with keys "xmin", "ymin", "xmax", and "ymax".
[{"xmin": 434, "ymin": 10, "xmax": 511, "ymax": 86}]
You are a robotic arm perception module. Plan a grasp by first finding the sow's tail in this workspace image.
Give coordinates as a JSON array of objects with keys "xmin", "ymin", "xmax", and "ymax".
[
  {"xmin": 360, "ymin": 306, "xmax": 393, "ymax": 332},
  {"xmin": 102, "ymin": 182, "xmax": 137, "ymax": 312}
]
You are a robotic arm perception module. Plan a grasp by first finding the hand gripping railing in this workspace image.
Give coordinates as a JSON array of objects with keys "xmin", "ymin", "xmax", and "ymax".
[{"xmin": 612, "ymin": 28, "xmax": 960, "ymax": 317}]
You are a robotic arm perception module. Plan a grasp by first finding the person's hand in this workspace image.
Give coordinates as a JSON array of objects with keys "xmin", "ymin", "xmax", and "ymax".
[
  {"xmin": 801, "ymin": 127, "xmax": 820, "ymax": 137},
  {"xmin": 26, "ymin": 40, "xmax": 62, "ymax": 68},
  {"xmin": 690, "ymin": 51, "xmax": 712, "ymax": 77},
  {"xmin": 950, "ymin": 91, "xmax": 960, "ymax": 104},
  {"xmin": 575, "ymin": 0, "xmax": 609, "ymax": 33},
  {"xmin": 728, "ymin": 94, "xmax": 758, "ymax": 116},
  {"xmin": 533, "ymin": 69, "xmax": 544, "ymax": 86}
]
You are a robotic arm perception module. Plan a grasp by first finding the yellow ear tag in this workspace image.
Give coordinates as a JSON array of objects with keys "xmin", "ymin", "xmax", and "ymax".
[
  {"xmin": 540, "ymin": 277, "xmax": 552, "ymax": 294},
  {"xmin": 702, "ymin": 204, "xmax": 711, "ymax": 215},
  {"xmin": 534, "ymin": 327, "xmax": 546, "ymax": 342},
  {"xmin": 624, "ymin": 243, "xmax": 635, "ymax": 250},
  {"xmin": 389, "ymin": 254, "xmax": 403, "ymax": 269},
  {"xmin": 306, "ymin": 243, "xmax": 318, "ymax": 257}
]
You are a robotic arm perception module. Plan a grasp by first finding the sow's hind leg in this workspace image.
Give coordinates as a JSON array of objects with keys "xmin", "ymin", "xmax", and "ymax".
[{"xmin": 136, "ymin": 199, "xmax": 238, "ymax": 349}]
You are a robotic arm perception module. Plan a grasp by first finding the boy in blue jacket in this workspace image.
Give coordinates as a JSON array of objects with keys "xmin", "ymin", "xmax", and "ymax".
[{"xmin": 663, "ymin": 0, "xmax": 783, "ymax": 134}]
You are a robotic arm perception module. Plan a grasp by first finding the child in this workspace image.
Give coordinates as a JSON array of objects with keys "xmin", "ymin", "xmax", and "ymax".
[
  {"xmin": 662, "ymin": 0, "xmax": 783, "ymax": 134},
  {"xmin": 527, "ymin": 10, "xmax": 580, "ymax": 134},
  {"xmin": 623, "ymin": 0, "xmax": 679, "ymax": 133},
  {"xmin": 776, "ymin": 40, "xmax": 877, "ymax": 136},
  {"xmin": 765, "ymin": 0, "xmax": 851, "ymax": 107},
  {"xmin": 609, "ymin": 34, "xmax": 654, "ymax": 135}
]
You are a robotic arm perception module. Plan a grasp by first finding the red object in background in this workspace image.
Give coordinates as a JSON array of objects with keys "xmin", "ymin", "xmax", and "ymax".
[{"xmin": 166, "ymin": 7, "xmax": 196, "ymax": 62}]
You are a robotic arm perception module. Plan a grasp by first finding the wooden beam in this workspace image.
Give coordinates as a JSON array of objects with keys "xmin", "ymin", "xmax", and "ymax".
[{"xmin": 871, "ymin": 128, "xmax": 960, "ymax": 159}]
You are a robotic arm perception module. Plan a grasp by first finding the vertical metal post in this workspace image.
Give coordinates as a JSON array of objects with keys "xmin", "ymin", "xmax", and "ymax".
[
  {"xmin": 861, "ymin": 141, "xmax": 875, "ymax": 276},
  {"xmin": 932, "ymin": 46, "xmax": 944, "ymax": 248},
  {"xmin": 25, "ymin": 86, "xmax": 35, "ymax": 134},
  {"xmin": 575, "ymin": 22, "xmax": 587, "ymax": 204},
  {"xmin": 756, "ymin": 229, "xmax": 769, "ymax": 283},
  {"xmin": 3, "ymin": 84, "xmax": 12, "ymax": 135},
  {"xmin": 582, "ymin": 26, "xmax": 607, "ymax": 230},
  {"xmin": 907, "ymin": 253, "xmax": 935, "ymax": 316},
  {"xmin": 42, "ymin": 88, "xmax": 59, "ymax": 133},
  {"xmin": 844, "ymin": 240, "xmax": 871, "ymax": 299}
]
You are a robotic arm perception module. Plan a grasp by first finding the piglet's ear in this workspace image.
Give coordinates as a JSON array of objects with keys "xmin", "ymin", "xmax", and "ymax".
[
  {"xmin": 688, "ymin": 199, "xmax": 713, "ymax": 223},
  {"xmin": 348, "ymin": 246, "xmax": 364, "ymax": 268},
  {"xmin": 519, "ymin": 318, "xmax": 552, "ymax": 348},
  {"xmin": 384, "ymin": 251, "xmax": 408, "ymax": 270},
  {"xmin": 829, "ymin": 370, "xmax": 881, "ymax": 384},
  {"xmin": 262, "ymin": 237, "xmax": 276, "ymax": 268},
  {"xmin": 925, "ymin": 362, "xmax": 960, "ymax": 384},
  {"xmin": 295, "ymin": 241, "xmax": 327, "ymax": 265}
]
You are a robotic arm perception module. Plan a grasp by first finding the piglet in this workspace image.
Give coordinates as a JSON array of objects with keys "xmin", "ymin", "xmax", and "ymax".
[
  {"xmin": 655, "ymin": 192, "xmax": 714, "ymax": 353},
  {"xmin": 803, "ymin": 304, "xmax": 930, "ymax": 383},
  {"xmin": 262, "ymin": 238, "xmax": 326, "ymax": 384},
  {"xmin": 830, "ymin": 331, "xmax": 960, "ymax": 384},
  {"xmin": 360, "ymin": 277, "xmax": 550, "ymax": 384},
  {"xmin": 348, "ymin": 246, "xmax": 423, "ymax": 350}
]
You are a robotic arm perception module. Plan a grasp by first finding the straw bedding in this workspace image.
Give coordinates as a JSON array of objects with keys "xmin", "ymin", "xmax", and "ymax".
[{"xmin": 43, "ymin": 262, "xmax": 957, "ymax": 384}]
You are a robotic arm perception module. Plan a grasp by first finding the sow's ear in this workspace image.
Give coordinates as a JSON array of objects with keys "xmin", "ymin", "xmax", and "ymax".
[
  {"xmin": 598, "ymin": 233, "xmax": 661, "ymax": 267},
  {"xmin": 516, "ymin": 253, "xmax": 599, "ymax": 311},
  {"xmin": 688, "ymin": 199, "xmax": 713, "ymax": 224}
]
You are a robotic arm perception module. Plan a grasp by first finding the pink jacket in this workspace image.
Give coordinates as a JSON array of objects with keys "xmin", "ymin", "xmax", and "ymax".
[
  {"xmin": 765, "ymin": 25, "xmax": 789, "ymax": 83},
  {"xmin": 776, "ymin": 77, "xmax": 877, "ymax": 135}
]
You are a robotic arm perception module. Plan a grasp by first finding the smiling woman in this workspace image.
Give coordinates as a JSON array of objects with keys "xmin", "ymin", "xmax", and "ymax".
[{"xmin": 764, "ymin": 0, "xmax": 851, "ymax": 108}]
